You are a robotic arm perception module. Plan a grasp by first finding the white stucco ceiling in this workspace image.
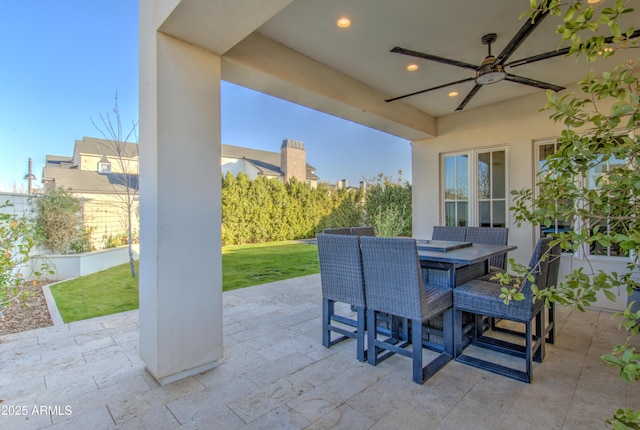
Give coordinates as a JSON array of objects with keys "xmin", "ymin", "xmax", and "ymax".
[
  {"xmin": 158, "ymin": 0, "xmax": 638, "ymax": 139},
  {"xmin": 256, "ymin": 0, "xmax": 637, "ymax": 118}
]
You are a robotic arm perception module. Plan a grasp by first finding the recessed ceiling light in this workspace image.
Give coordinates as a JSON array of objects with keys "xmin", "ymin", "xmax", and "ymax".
[
  {"xmin": 406, "ymin": 64, "xmax": 419, "ymax": 71},
  {"xmin": 448, "ymin": 91, "xmax": 459, "ymax": 97},
  {"xmin": 337, "ymin": 17, "xmax": 351, "ymax": 28}
]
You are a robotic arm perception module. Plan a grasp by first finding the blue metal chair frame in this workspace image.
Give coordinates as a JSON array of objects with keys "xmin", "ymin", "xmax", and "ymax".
[{"xmin": 452, "ymin": 237, "xmax": 553, "ymax": 383}]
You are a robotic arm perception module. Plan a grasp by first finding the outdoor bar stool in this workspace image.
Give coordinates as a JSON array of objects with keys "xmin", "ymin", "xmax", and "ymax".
[
  {"xmin": 452, "ymin": 237, "xmax": 553, "ymax": 383},
  {"xmin": 360, "ymin": 236, "xmax": 453, "ymax": 384},
  {"xmin": 317, "ymin": 233, "xmax": 367, "ymax": 361}
]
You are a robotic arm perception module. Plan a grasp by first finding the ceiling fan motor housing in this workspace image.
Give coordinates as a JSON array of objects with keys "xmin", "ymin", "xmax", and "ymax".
[{"xmin": 476, "ymin": 59, "xmax": 505, "ymax": 84}]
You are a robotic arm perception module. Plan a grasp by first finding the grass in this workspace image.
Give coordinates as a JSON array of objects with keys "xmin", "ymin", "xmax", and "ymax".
[
  {"xmin": 50, "ymin": 241, "xmax": 319, "ymax": 322},
  {"xmin": 222, "ymin": 241, "xmax": 319, "ymax": 291},
  {"xmin": 50, "ymin": 261, "xmax": 140, "ymax": 323}
]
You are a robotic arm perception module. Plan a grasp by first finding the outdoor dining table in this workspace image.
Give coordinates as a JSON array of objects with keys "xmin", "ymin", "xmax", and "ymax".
[
  {"xmin": 416, "ymin": 239, "xmax": 517, "ymax": 289},
  {"xmin": 415, "ymin": 239, "xmax": 517, "ymax": 348}
]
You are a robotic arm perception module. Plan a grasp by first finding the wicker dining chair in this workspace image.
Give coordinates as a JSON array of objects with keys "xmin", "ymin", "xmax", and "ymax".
[
  {"xmin": 431, "ymin": 226, "xmax": 467, "ymax": 241},
  {"xmin": 452, "ymin": 237, "xmax": 553, "ymax": 383},
  {"xmin": 482, "ymin": 238, "xmax": 561, "ymax": 346},
  {"xmin": 465, "ymin": 227, "xmax": 509, "ymax": 272},
  {"xmin": 317, "ymin": 233, "xmax": 367, "ymax": 361},
  {"xmin": 350, "ymin": 226, "xmax": 376, "ymax": 236},
  {"xmin": 427, "ymin": 226, "xmax": 472, "ymax": 287},
  {"xmin": 322, "ymin": 227, "xmax": 353, "ymax": 235},
  {"xmin": 360, "ymin": 236, "xmax": 453, "ymax": 384}
]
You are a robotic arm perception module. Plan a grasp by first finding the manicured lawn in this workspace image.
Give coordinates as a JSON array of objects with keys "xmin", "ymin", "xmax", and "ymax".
[
  {"xmin": 50, "ymin": 261, "xmax": 140, "ymax": 323},
  {"xmin": 50, "ymin": 241, "xmax": 319, "ymax": 322},
  {"xmin": 222, "ymin": 241, "xmax": 319, "ymax": 291}
]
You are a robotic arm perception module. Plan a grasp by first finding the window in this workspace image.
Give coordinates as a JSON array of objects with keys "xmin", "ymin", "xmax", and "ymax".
[
  {"xmin": 441, "ymin": 148, "xmax": 507, "ymax": 227},
  {"xmin": 477, "ymin": 150, "xmax": 506, "ymax": 227},
  {"xmin": 535, "ymin": 141, "xmax": 572, "ymax": 238},
  {"xmin": 443, "ymin": 154, "xmax": 469, "ymax": 226},
  {"xmin": 587, "ymin": 154, "xmax": 628, "ymax": 257},
  {"xmin": 534, "ymin": 138, "xmax": 628, "ymax": 258},
  {"xmin": 98, "ymin": 155, "xmax": 111, "ymax": 174}
]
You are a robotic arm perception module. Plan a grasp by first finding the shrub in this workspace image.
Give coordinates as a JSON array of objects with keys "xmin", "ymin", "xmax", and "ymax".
[
  {"xmin": 34, "ymin": 187, "xmax": 86, "ymax": 254},
  {"xmin": 0, "ymin": 201, "xmax": 52, "ymax": 306}
]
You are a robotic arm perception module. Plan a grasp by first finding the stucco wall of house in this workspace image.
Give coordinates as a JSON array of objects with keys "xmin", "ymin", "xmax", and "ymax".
[{"xmin": 411, "ymin": 84, "xmax": 630, "ymax": 310}]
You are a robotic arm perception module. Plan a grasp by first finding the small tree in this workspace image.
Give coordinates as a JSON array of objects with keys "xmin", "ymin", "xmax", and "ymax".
[
  {"xmin": 507, "ymin": 1, "xmax": 639, "ymax": 427},
  {"xmin": 92, "ymin": 92, "xmax": 139, "ymax": 277}
]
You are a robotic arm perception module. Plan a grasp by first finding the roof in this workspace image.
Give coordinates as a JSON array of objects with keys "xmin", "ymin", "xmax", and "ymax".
[
  {"xmin": 42, "ymin": 166, "xmax": 139, "ymax": 194},
  {"xmin": 43, "ymin": 140, "xmax": 318, "ymax": 194},
  {"xmin": 74, "ymin": 136, "xmax": 139, "ymax": 159},
  {"xmin": 221, "ymin": 143, "xmax": 318, "ymax": 181}
]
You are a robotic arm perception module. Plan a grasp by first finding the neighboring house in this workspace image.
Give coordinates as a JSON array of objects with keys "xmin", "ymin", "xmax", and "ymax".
[
  {"xmin": 42, "ymin": 137, "xmax": 140, "ymax": 249},
  {"xmin": 42, "ymin": 136, "xmax": 319, "ymax": 247},
  {"xmin": 221, "ymin": 138, "xmax": 318, "ymax": 187}
]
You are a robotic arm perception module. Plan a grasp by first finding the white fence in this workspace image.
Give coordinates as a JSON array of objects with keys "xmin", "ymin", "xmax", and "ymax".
[{"xmin": 0, "ymin": 192, "xmax": 34, "ymax": 218}]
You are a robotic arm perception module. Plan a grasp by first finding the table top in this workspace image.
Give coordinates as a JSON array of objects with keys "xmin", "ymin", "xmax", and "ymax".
[
  {"xmin": 416, "ymin": 239, "xmax": 472, "ymax": 252},
  {"xmin": 416, "ymin": 241, "xmax": 517, "ymax": 265}
]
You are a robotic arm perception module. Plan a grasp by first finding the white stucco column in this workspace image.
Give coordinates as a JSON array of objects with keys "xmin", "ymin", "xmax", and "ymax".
[{"xmin": 139, "ymin": 5, "xmax": 223, "ymax": 384}]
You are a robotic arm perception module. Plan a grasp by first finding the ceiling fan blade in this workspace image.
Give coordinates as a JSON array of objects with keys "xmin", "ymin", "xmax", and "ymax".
[
  {"xmin": 505, "ymin": 74, "xmax": 564, "ymax": 92},
  {"xmin": 391, "ymin": 46, "xmax": 478, "ymax": 71},
  {"xmin": 385, "ymin": 77, "xmax": 475, "ymax": 103},
  {"xmin": 506, "ymin": 29, "xmax": 640, "ymax": 68},
  {"xmin": 456, "ymin": 84, "xmax": 483, "ymax": 111},
  {"xmin": 505, "ymin": 47, "xmax": 569, "ymax": 68},
  {"xmin": 494, "ymin": 9, "xmax": 550, "ymax": 66}
]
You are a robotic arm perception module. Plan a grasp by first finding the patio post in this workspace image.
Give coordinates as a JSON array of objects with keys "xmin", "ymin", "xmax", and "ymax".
[{"xmin": 139, "ymin": 1, "xmax": 223, "ymax": 384}]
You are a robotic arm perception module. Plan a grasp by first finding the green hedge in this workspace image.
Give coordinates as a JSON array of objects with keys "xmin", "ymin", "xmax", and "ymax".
[{"xmin": 221, "ymin": 172, "xmax": 411, "ymax": 245}]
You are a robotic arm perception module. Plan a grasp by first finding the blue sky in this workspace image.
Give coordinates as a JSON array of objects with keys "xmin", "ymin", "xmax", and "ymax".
[{"xmin": 0, "ymin": 0, "xmax": 411, "ymax": 192}]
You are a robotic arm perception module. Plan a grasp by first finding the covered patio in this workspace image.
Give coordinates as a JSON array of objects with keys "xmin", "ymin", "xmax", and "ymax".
[
  {"xmin": 1, "ymin": 275, "xmax": 637, "ymax": 429},
  {"xmin": 138, "ymin": 0, "xmax": 639, "ymax": 384}
]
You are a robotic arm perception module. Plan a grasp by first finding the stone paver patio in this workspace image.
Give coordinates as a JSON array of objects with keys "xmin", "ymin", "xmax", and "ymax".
[{"xmin": 0, "ymin": 274, "xmax": 638, "ymax": 429}]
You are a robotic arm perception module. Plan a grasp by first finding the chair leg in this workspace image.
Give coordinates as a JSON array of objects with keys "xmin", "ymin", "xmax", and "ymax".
[
  {"xmin": 453, "ymin": 309, "xmax": 464, "ymax": 358},
  {"xmin": 356, "ymin": 306, "xmax": 366, "ymax": 362},
  {"xmin": 534, "ymin": 309, "xmax": 545, "ymax": 363},
  {"xmin": 322, "ymin": 298, "xmax": 333, "ymax": 348},
  {"xmin": 367, "ymin": 308, "xmax": 378, "ymax": 366},
  {"xmin": 546, "ymin": 302, "xmax": 556, "ymax": 344},
  {"xmin": 525, "ymin": 320, "xmax": 532, "ymax": 382},
  {"xmin": 412, "ymin": 319, "xmax": 424, "ymax": 384}
]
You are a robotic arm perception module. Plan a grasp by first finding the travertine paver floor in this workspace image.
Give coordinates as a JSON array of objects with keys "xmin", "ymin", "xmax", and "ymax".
[{"xmin": 0, "ymin": 274, "xmax": 638, "ymax": 429}]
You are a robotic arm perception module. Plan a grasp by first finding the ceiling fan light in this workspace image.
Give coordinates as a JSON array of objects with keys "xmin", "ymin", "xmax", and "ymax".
[{"xmin": 476, "ymin": 63, "xmax": 506, "ymax": 85}]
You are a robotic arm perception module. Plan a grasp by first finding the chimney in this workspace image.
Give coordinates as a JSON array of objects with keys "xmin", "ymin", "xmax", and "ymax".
[{"xmin": 280, "ymin": 139, "xmax": 306, "ymax": 183}]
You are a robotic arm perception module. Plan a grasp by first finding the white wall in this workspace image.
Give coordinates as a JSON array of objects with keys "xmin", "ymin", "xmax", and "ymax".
[
  {"xmin": 30, "ymin": 245, "xmax": 140, "ymax": 281},
  {"xmin": 412, "ymin": 86, "xmax": 629, "ymax": 310}
]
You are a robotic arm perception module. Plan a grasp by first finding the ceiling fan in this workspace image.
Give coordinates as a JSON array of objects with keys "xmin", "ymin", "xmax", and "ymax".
[{"xmin": 385, "ymin": 10, "xmax": 564, "ymax": 111}]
